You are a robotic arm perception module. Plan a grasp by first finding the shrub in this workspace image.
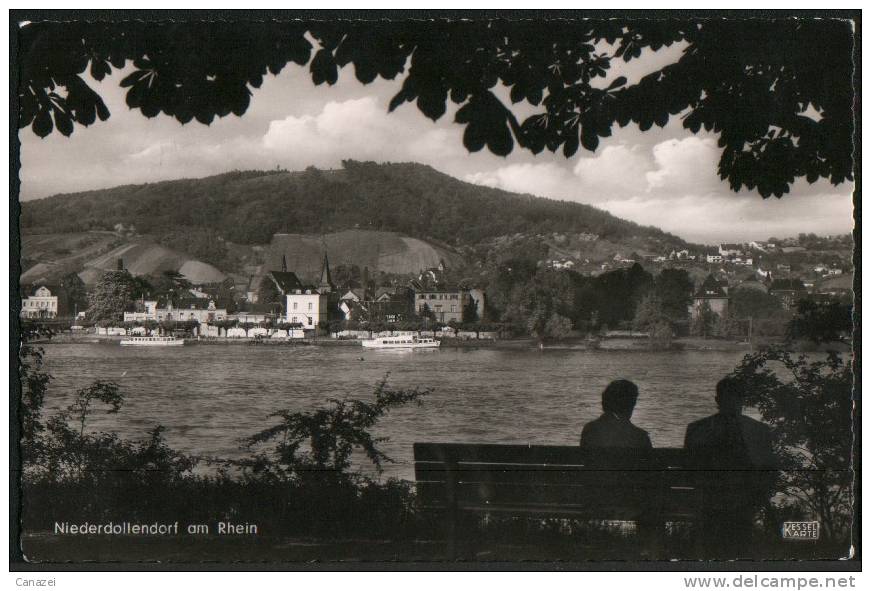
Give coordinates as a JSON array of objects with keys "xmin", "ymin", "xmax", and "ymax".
[{"xmin": 731, "ymin": 348, "xmax": 854, "ymax": 542}]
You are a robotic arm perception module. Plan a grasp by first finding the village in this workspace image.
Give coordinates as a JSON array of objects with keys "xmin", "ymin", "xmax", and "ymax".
[{"xmin": 19, "ymin": 232, "xmax": 853, "ymax": 347}]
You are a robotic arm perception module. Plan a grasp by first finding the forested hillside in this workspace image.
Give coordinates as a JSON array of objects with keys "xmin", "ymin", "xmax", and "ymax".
[{"xmin": 20, "ymin": 161, "xmax": 690, "ymax": 254}]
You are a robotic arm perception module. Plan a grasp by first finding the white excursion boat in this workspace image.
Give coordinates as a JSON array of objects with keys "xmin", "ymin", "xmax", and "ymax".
[
  {"xmin": 120, "ymin": 336, "xmax": 185, "ymax": 347},
  {"xmin": 361, "ymin": 335, "xmax": 440, "ymax": 349}
]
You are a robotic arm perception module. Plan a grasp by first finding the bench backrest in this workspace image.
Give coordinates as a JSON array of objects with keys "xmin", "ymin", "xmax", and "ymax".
[{"xmin": 413, "ymin": 443, "xmax": 700, "ymax": 520}]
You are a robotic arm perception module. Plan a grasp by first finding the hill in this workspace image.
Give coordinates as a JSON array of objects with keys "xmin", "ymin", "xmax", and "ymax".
[
  {"xmin": 20, "ymin": 232, "xmax": 226, "ymax": 286},
  {"xmin": 267, "ymin": 230, "xmax": 461, "ymax": 285},
  {"xmin": 19, "ymin": 161, "xmax": 692, "ymax": 256}
]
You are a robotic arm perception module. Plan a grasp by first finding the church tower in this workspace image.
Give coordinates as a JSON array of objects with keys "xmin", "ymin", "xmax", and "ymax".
[{"xmin": 318, "ymin": 251, "xmax": 335, "ymax": 294}]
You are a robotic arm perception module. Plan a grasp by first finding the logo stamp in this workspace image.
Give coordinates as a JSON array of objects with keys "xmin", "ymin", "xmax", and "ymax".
[{"xmin": 782, "ymin": 521, "xmax": 820, "ymax": 540}]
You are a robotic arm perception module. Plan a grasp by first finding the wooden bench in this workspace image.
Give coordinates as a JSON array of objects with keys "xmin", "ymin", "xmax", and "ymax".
[{"xmin": 413, "ymin": 443, "xmax": 705, "ymax": 556}]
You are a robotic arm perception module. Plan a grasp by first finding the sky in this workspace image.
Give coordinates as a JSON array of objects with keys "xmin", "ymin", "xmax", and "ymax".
[{"xmin": 18, "ymin": 42, "xmax": 854, "ymax": 245}]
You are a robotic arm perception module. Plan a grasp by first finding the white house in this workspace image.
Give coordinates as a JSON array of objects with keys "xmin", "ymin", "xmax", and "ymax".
[
  {"xmin": 123, "ymin": 300, "xmax": 160, "ymax": 322},
  {"xmin": 718, "ymin": 243, "xmax": 744, "ymax": 257},
  {"xmin": 706, "ymin": 253, "xmax": 723, "ymax": 264},
  {"xmin": 286, "ymin": 290, "xmax": 328, "ymax": 328},
  {"xmin": 283, "ymin": 252, "xmax": 337, "ymax": 329},
  {"xmin": 123, "ymin": 300, "xmax": 227, "ymax": 323},
  {"xmin": 21, "ymin": 286, "xmax": 59, "ymax": 319}
]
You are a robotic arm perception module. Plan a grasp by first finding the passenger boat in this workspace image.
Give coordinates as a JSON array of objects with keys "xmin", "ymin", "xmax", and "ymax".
[
  {"xmin": 120, "ymin": 336, "xmax": 185, "ymax": 347},
  {"xmin": 361, "ymin": 335, "xmax": 440, "ymax": 349}
]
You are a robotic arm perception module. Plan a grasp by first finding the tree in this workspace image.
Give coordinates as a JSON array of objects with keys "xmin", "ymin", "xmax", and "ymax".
[
  {"xmin": 58, "ymin": 272, "xmax": 87, "ymax": 316},
  {"xmin": 654, "ymin": 268, "xmax": 693, "ymax": 322},
  {"xmin": 633, "ymin": 294, "xmax": 673, "ymax": 348},
  {"xmin": 787, "ymin": 299, "xmax": 853, "ymax": 345},
  {"xmin": 16, "ymin": 18, "xmax": 854, "ymax": 198},
  {"xmin": 691, "ymin": 300, "xmax": 717, "ymax": 337},
  {"xmin": 543, "ymin": 313, "xmax": 573, "ymax": 340},
  {"xmin": 244, "ymin": 374, "xmax": 428, "ymax": 478},
  {"xmin": 731, "ymin": 349, "xmax": 853, "ymax": 541},
  {"xmin": 730, "ymin": 287, "xmax": 784, "ymax": 319},
  {"xmin": 715, "ymin": 308, "xmax": 740, "ymax": 338},
  {"xmin": 65, "ymin": 381, "xmax": 124, "ymax": 438},
  {"xmin": 257, "ymin": 276, "xmax": 283, "ymax": 312},
  {"xmin": 86, "ymin": 270, "xmax": 137, "ymax": 322},
  {"xmin": 149, "ymin": 270, "xmax": 190, "ymax": 301},
  {"xmin": 418, "ymin": 302, "xmax": 435, "ymax": 322},
  {"xmin": 585, "ymin": 263, "xmax": 653, "ymax": 327},
  {"xmin": 19, "ymin": 325, "xmax": 52, "ymax": 468},
  {"xmin": 504, "ymin": 268, "xmax": 575, "ymax": 339},
  {"xmin": 462, "ymin": 294, "xmax": 480, "ymax": 323}
]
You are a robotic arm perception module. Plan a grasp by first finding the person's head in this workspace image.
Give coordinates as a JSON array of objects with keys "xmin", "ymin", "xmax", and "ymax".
[
  {"xmin": 715, "ymin": 377, "xmax": 745, "ymax": 415},
  {"xmin": 601, "ymin": 379, "xmax": 639, "ymax": 419}
]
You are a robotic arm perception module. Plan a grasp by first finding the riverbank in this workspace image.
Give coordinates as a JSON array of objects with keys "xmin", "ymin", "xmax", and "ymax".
[{"xmin": 30, "ymin": 332, "xmax": 849, "ymax": 353}]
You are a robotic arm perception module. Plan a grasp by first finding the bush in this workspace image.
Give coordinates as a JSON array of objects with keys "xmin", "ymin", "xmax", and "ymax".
[
  {"xmin": 731, "ymin": 348, "xmax": 854, "ymax": 542},
  {"xmin": 19, "ymin": 344, "xmax": 431, "ymax": 541}
]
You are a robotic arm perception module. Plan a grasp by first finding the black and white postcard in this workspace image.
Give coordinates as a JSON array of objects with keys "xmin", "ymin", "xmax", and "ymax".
[{"xmin": 10, "ymin": 11, "xmax": 859, "ymax": 570}]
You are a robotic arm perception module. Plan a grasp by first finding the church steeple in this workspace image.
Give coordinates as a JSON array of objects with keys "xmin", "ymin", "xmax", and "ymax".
[
  {"xmin": 319, "ymin": 251, "xmax": 334, "ymax": 293},
  {"xmin": 281, "ymin": 254, "xmax": 287, "ymax": 272}
]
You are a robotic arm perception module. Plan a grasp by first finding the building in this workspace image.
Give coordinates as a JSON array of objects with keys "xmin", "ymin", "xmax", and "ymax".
[
  {"xmin": 286, "ymin": 289, "xmax": 328, "ymax": 328},
  {"xmin": 706, "ymin": 253, "xmax": 723, "ymax": 264},
  {"xmin": 20, "ymin": 286, "xmax": 59, "ymax": 319},
  {"xmin": 123, "ymin": 300, "xmax": 160, "ymax": 322},
  {"xmin": 123, "ymin": 299, "xmax": 228, "ymax": 323},
  {"xmin": 259, "ymin": 257, "xmax": 306, "ymax": 315},
  {"xmin": 769, "ymin": 278, "xmax": 808, "ymax": 310},
  {"xmin": 339, "ymin": 287, "xmax": 413, "ymax": 324},
  {"xmin": 284, "ymin": 252, "xmax": 338, "ymax": 328},
  {"xmin": 691, "ymin": 274, "xmax": 730, "ymax": 319},
  {"xmin": 340, "ymin": 288, "xmax": 364, "ymax": 304},
  {"xmin": 748, "ymin": 241, "xmax": 768, "ymax": 252},
  {"xmin": 227, "ymin": 312, "xmax": 272, "ymax": 324},
  {"xmin": 414, "ymin": 287, "xmax": 470, "ymax": 323},
  {"xmin": 718, "ymin": 243, "xmax": 744, "ymax": 257}
]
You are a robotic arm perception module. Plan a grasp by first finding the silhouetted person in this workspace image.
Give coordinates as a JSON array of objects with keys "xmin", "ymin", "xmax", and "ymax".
[
  {"xmin": 581, "ymin": 379, "xmax": 657, "ymax": 555},
  {"xmin": 580, "ymin": 379, "xmax": 652, "ymax": 449},
  {"xmin": 684, "ymin": 376, "xmax": 777, "ymax": 558}
]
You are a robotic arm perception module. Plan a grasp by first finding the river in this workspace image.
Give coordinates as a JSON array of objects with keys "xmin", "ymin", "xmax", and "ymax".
[{"xmin": 37, "ymin": 343, "xmax": 750, "ymax": 480}]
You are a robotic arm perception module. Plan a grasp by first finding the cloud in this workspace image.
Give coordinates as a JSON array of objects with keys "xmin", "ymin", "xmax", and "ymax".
[
  {"xmin": 601, "ymin": 192, "xmax": 854, "ymax": 244},
  {"xmin": 18, "ymin": 64, "xmax": 854, "ymax": 244},
  {"xmin": 645, "ymin": 137, "xmax": 721, "ymax": 193},
  {"xmin": 572, "ymin": 144, "xmax": 652, "ymax": 197},
  {"xmin": 261, "ymin": 96, "xmax": 459, "ymax": 169},
  {"xmin": 465, "ymin": 163, "xmax": 579, "ymax": 201},
  {"xmin": 463, "ymin": 136, "xmax": 855, "ymax": 243}
]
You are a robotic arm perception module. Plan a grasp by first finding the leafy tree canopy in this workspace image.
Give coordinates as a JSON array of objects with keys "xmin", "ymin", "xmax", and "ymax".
[
  {"xmin": 787, "ymin": 299, "xmax": 853, "ymax": 345},
  {"xmin": 86, "ymin": 270, "xmax": 139, "ymax": 322},
  {"xmin": 17, "ymin": 18, "xmax": 854, "ymax": 197}
]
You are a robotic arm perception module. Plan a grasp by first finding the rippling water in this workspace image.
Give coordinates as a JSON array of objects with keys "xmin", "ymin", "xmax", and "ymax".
[{"xmin": 38, "ymin": 343, "xmax": 749, "ymax": 480}]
